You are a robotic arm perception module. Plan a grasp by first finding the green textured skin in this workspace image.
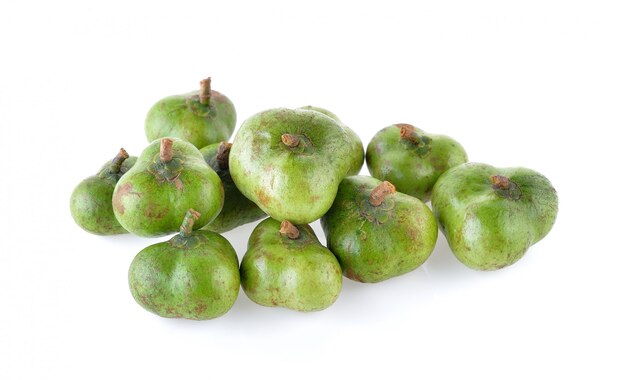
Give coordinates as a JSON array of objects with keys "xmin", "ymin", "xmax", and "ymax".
[
  {"xmin": 240, "ymin": 218, "xmax": 342, "ymax": 312},
  {"xmin": 129, "ymin": 230, "xmax": 240, "ymax": 320},
  {"xmin": 431, "ymin": 163, "xmax": 558, "ymax": 270},
  {"xmin": 199, "ymin": 143, "xmax": 266, "ymax": 233},
  {"xmin": 70, "ymin": 156, "xmax": 137, "ymax": 235},
  {"xmin": 321, "ymin": 176, "xmax": 438, "ymax": 283},
  {"xmin": 299, "ymin": 105, "xmax": 364, "ymax": 175},
  {"xmin": 145, "ymin": 90, "xmax": 236, "ymax": 148},
  {"xmin": 112, "ymin": 138, "xmax": 224, "ymax": 237},
  {"xmin": 366, "ymin": 124, "xmax": 468, "ymax": 201},
  {"xmin": 229, "ymin": 108, "xmax": 352, "ymax": 224}
]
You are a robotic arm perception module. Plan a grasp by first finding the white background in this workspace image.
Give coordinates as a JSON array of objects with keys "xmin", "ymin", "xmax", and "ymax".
[{"xmin": 1, "ymin": 1, "xmax": 625, "ymax": 379}]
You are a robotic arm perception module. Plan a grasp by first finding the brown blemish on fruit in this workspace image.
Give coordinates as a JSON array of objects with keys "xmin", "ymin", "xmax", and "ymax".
[
  {"xmin": 345, "ymin": 267, "xmax": 364, "ymax": 282},
  {"xmin": 143, "ymin": 203, "xmax": 168, "ymax": 220},
  {"xmin": 112, "ymin": 183, "xmax": 142, "ymax": 214},
  {"xmin": 256, "ymin": 188, "xmax": 271, "ymax": 206},
  {"xmin": 173, "ymin": 177, "xmax": 184, "ymax": 191}
]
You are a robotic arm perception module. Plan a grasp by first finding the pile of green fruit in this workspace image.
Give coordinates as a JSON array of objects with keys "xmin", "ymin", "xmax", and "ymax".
[{"xmin": 70, "ymin": 77, "xmax": 558, "ymax": 320}]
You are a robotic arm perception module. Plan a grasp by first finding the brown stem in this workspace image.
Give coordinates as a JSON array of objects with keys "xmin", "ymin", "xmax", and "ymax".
[
  {"xmin": 398, "ymin": 123, "xmax": 420, "ymax": 144},
  {"xmin": 216, "ymin": 142, "xmax": 232, "ymax": 170},
  {"xmin": 280, "ymin": 220, "xmax": 300, "ymax": 239},
  {"xmin": 110, "ymin": 148, "xmax": 129, "ymax": 173},
  {"xmin": 199, "ymin": 77, "xmax": 211, "ymax": 105},
  {"xmin": 180, "ymin": 209, "xmax": 201, "ymax": 236},
  {"xmin": 281, "ymin": 134, "xmax": 300, "ymax": 148},
  {"xmin": 160, "ymin": 138, "xmax": 174, "ymax": 163},
  {"xmin": 490, "ymin": 175, "xmax": 510, "ymax": 190},
  {"xmin": 369, "ymin": 181, "xmax": 396, "ymax": 206}
]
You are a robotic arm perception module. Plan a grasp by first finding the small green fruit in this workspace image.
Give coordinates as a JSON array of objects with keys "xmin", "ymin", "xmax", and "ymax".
[
  {"xmin": 113, "ymin": 138, "xmax": 224, "ymax": 237},
  {"xmin": 299, "ymin": 105, "xmax": 364, "ymax": 175},
  {"xmin": 240, "ymin": 218, "xmax": 342, "ymax": 312},
  {"xmin": 321, "ymin": 176, "xmax": 438, "ymax": 282},
  {"xmin": 70, "ymin": 148, "xmax": 137, "ymax": 235},
  {"xmin": 199, "ymin": 142, "xmax": 265, "ymax": 233},
  {"xmin": 229, "ymin": 108, "xmax": 352, "ymax": 224},
  {"xmin": 145, "ymin": 77, "xmax": 236, "ymax": 148},
  {"xmin": 129, "ymin": 209, "xmax": 240, "ymax": 320},
  {"xmin": 366, "ymin": 123, "xmax": 468, "ymax": 201},
  {"xmin": 431, "ymin": 163, "xmax": 558, "ymax": 270}
]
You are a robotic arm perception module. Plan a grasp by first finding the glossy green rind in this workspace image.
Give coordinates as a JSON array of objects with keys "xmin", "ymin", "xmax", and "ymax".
[
  {"xmin": 112, "ymin": 138, "xmax": 224, "ymax": 237},
  {"xmin": 299, "ymin": 105, "xmax": 364, "ymax": 175},
  {"xmin": 431, "ymin": 162, "xmax": 558, "ymax": 270},
  {"xmin": 321, "ymin": 176, "xmax": 438, "ymax": 283},
  {"xmin": 200, "ymin": 143, "xmax": 265, "ymax": 233},
  {"xmin": 240, "ymin": 218, "xmax": 342, "ymax": 312},
  {"xmin": 129, "ymin": 230, "xmax": 240, "ymax": 320},
  {"xmin": 70, "ymin": 156, "xmax": 137, "ymax": 235},
  {"xmin": 366, "ymin": 124, "xmax": 468, "ymax": 201},
  {"xmin": 145, "ymin": 90, "xmax": 236, "ymax": 149},
  {"xmin": 229, "ymin": 108, "xmax": 352, "ymax": 224}
]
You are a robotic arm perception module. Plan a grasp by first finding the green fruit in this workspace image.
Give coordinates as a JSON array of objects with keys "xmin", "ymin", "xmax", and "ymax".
[
  {"xmin": 129, "ymin": 209, "xmax": 240, "ymax": 320},
  {"xmin": 145, "ymin": 77, "xmax": 236, "ymax": 149},
  {"xmin": 70, "ymin": 148, "xmax": 137, "ymax": 235},
  {"xmin": 299, "ymin": 105, "xmax": 364, "ymax": 175},
  {"xmin": 366, "ymin": 123, "xmax": 468, "ymax": 201},
  {"xmin": 321, "ymin": 176, "xmax": 438, "ymax": 283},
  {"xmin": 240, "ymin": 218, "xmax": 342, "ymax": 312},
  {"xmin": 229, "ymin": 108, "xmax": 352, "ymax": 224},
  {"xmin": 113, "ymin": 138, "xmax": 224, "ymax": 237},
  {"xmin": 199, "ymin": 142, "xmax": 265, "ymax": 233},
  {"xmin": 431, "ymin": 163, "xmax": 558, "ymax": 270}
]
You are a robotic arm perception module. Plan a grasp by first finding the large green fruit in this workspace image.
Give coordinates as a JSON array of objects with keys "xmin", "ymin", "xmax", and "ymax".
[
  {"xmin": 321, "ymin": 176, "xmax": 438, "ymax": 283},
  {"xmin": 113, "ymin": 138, "xmax": 223, "ymax": 237},
  {"xmin": 299, "ymin": 105, "xmax": 364, "ymax": 175},
  {"xmin": 199, "ymin": 142, "xmax": 265, "ymax": 233},
  {"xmin": 70, "ymin": 148, "xmax": 137, "ymax": 235},
  {"xmin": 240, "ymin": 218, "xmax": 342, "ymax": 312},
  {"xmin": 145, "ymin": 77, "xmax": 236, "ymax": 149},
  {"xmin": 431, "ymin": 163, "xmax": 558, "ymax": 270},
  {"xmin": 366, "ymin": 123, "xmax": 468, "ymax": 201},
  {"xmin": 229, "ymin": 108, "xmax": 352, "ymax": 224},
  {"xmin": 129, "ymin": 209, "xmax": 240, "ymax": 320}
]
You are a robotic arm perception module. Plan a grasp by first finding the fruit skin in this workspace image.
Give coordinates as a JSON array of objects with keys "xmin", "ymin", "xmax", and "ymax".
[
  {"xmin": 431, "ymin": 162, "xmax": 558, "ymax": 270},
  {"xmin": 129, "ymin": 211, "xmax": 240, "ymax": 320},
  {"xmin": 321, "ymin": 176, "xmax": 438, "ymax": 283},
  {"xmin": 199, "ymin": 142, "xmax": 265, "ymax": 233},
  {"xmin": 144, "ymin": 79, "xmax": 236, "ymax": 149},
  {"xmin": 70, "ymin": 150, "xmax": 137, "ymax": 235},
  {"xmin": 366, "ymin": 123, "xmax": 468, "ymax": 201},
  {"xmin": 299, "ymin": 105, "xmax": 364, "ymax": 175},
  {"xmin": 112, "ymin": 138, "xmax": 224, "ymax": 237},
  {"xmin": 240, "ymin": 218, "xmax": 342, "ymax": 312},
  {"xmin": 229, "ymin": 108, "xmax": 352, "ymax": 224}
]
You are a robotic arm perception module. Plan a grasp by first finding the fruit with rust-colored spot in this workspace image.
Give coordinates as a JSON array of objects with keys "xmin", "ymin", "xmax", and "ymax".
[
  {"xmin": 321, "ymin": 176, "xmax": 438, "ymax": 283},
  {"xmin": 366, "ymin": 123, "xmax": 468, "ymax": 201},
  {"xmin": 129, "ymin": 209, "xmax": 240, "ymax": 320},
  {"xmin": 299, "ymin": 105, "xmax": 364, "ymax": 175},
  {"xmin": 70, "ymin": 148, "xmax": 137, "ymax": 235},
  {"xmin": 229, "ymin": 108, "xmax": 352, "ymax": 224},
  {"xmin": 112, "ymin": 137, "xmax": 223, "ymax": 237},
  {"xmin": 240, "ymin": 218, "xmax": 342, "ymax": 312},
  {"xmin": 431, "ymin": 162, "xmax": 558, "ymax": 270},
  {"xmin": 145, "ymin": 77, "xmax": 236, "ymax": 148},
  {"xmin": 199, "ymin": 142, "xmax": 265, "ymax": 233}
]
